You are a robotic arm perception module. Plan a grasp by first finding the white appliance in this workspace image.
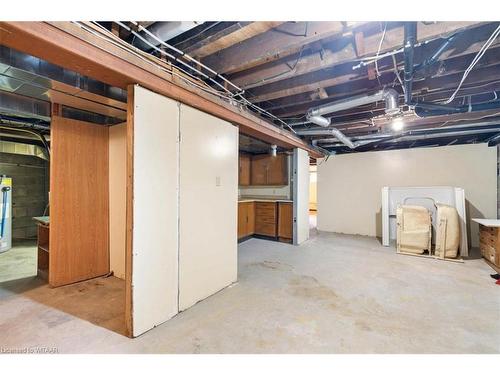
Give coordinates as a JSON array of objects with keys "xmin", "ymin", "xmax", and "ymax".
[{"xmin": 0, "ymin": 176, "xmax": 12, "ymax": 253}]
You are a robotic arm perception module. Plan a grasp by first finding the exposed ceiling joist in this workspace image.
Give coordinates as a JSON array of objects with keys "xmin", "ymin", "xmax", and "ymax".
[
  {"xmin": 261, "ymin": 47, "xmax": 500, "ymax": 118},
  {"xmin": 186, "ymin": 21, "xmax": 285, "ymax": 58},
  {"xmin": 231, "ymin": 21, "xmax": 484, "ymax": 91},
  {"xmin": 201, "ymin": 21, "xmax": 348, "ymax": 75},
  {"xmin": 249, "ymin": 34, "xmax": 500, "ymax": 104}
]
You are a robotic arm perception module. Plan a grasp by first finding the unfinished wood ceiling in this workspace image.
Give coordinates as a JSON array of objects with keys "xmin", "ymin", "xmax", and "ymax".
[{"xmin": 119, "ymin": 21, "xmax": 500, "ymax": 153}]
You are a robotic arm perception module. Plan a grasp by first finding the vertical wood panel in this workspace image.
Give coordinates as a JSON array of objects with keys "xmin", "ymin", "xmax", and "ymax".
[
  {"xmin": 125, "ymin": 86, "xmax": 134, "ymax": 337},
  {"xmin": 109, "ymin": 123, "xmax": 127, "ymax": 279},
  {"xmin": 49, "ymin": 116, "xmax": 109, "ymax": 287}
]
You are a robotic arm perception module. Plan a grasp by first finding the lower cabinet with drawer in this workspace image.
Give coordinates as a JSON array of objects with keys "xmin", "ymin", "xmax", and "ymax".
[
  {"xmin": 255, "ymin": 202, "xmax": 278, "ymax": 237},
  {"xmin": 238, "ymin": 200, "xmax": 293, "ymax": 242},
  {"xmin": 479, "ymin": 224, "xmax": 500, "ymax": 267}
]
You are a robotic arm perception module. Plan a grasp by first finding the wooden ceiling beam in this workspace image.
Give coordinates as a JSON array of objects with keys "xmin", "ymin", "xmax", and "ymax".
[
  {"xmin": 201, "ymin": 21, "xmax": 348, "ymax": 75},
  {"xmin": 231, "ymin": 21, "xmax": 485, "ymax": 91},
  {"xmin": 249, "ymin": 23, "xmax": 499, "ymax": 104},
  {"xmin": 0, "ymin": 21, "xmax": 322, "ymax": 158},
  {"xmin": 271, "ymin": 62, "xmax": 500, "ymax": 119},
  {"xmin": 186, "ymin": 21, "xmax": 285, "ymax": 59}
]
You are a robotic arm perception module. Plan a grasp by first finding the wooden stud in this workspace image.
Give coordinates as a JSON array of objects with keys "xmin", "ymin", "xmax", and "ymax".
[
  {"xmin": 51, "ymin": 102, "xmax": 62, "ymax": 117},
  {"xmin": 124, "ymin": 85, "xmax": 134, "ymax": 338}
]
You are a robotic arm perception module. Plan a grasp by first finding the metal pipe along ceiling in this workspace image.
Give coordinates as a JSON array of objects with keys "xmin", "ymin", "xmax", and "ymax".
[{"xmin": 303, "ymin": 88, "xmax": 400, "ymax": 149}]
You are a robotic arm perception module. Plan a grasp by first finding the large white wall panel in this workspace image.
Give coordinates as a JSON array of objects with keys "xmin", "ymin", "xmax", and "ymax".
[
  {"xmin": 132, "ymin": 85, "xmax": 179, "ymax": 336},
  {"xmin": 179, "ymin": 104, "xmax": 238, "ymax": 311},
  {"xmin": 317, "ymin": 143, "xmax": 497, "ymax": 247}
]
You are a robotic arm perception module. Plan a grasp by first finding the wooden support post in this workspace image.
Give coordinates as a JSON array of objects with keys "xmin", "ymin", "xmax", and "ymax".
[
  {"xmin": 125, "ymin": 85, "xmax": 134, "ymax": 338},
  {"xmin": 51, "ymin": 103, "xmax": 62, "ymax": 117},
  {"xmin": 111, "ymin": 23, "xmax": 120, "ymax": 37}
]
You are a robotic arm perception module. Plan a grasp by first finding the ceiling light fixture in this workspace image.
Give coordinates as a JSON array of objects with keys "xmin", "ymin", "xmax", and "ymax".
[
  {"xmin": 391, "ymin": 117, "xmax": 405, "ymax": 131},
  {"xmin": 270, "ymin": 144, "xmax": 277, "ymax": 157}
]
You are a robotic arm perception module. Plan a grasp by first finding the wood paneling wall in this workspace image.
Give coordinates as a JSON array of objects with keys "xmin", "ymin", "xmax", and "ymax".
[
  {"xmin": 49, "ymin": 116, "xmax": 109, "ymax": 287},
  {"xmin": 109, "ymin": 123, "xmax": 127, "ymax": 280}
]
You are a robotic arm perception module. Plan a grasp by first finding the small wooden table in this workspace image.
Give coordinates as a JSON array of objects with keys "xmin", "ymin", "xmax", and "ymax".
[
  {"xmin": 33, "ymin": 216, "xmax": 49, "ymax": 280},
  {"xmin": 472, "ymin": 218, "xmax": 500, "ymax": 272}
]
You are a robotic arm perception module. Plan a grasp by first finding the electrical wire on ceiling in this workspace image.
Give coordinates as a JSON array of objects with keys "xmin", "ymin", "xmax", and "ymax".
[
  {"xmin": 72, "ymin": 21, "xmax": 296, "ymax": 133},
  {"xmin": 242, "ymin": 46, "xmax": 306, "ymax": 90},
  {"xmin": 391, "ymin": 54, "xmax": 406, "ymax": 96},
  {"xmin": 120, "ymin": 21, "xmax": 295, "ymax": 132},
  {"xmin": 171, "ymin": 22, "xmax": 222, "ymax": 48},
  {"xmin": 374, "ymin": 22, "xmax": 388, "ymax": 78},
  {"xmin": 442, "ymin": 24, "xmax": 500, "ymax": 104}
]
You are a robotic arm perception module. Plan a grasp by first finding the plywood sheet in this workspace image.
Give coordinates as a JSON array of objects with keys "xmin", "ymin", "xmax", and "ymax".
[
  {"xmin": 179, "ymin": 104, "xmax": 238, "ymax": 311},
  {"xmin": 131, "ymin": 85, "xmax": 179, "ymax": 336},
  {"xmin": 50, "ymin": 116, "xmax": 109, "ymax": 287},
  {"xmin": 109, "ymin": 123, "xmax": 126, "ymax": 279}
]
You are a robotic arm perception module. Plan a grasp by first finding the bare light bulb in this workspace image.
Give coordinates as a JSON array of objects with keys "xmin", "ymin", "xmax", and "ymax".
[
  {"xmin": 391, "ymin": 117, "xmax": 404, "ymax": 131},
  {"xmin": 270, "ymin": 144, "xmax": 277, "ymax": 157}
]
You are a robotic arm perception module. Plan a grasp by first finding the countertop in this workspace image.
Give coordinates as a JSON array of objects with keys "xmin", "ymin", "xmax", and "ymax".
[
  {"xmin": 33, "ymin": 216, "xmax": 50, "ymax": 225},
  {"xmin": 238, "ymin": 196, "xmax": 293, "ymax": 203},
  {"xmin": 472, "ymin": 218, "xmax": 500, "ymax": 227}
]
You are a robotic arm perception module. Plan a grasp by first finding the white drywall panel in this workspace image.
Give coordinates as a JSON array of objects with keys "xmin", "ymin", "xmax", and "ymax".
[
  {"xmin": 179, "ymin": 104, "xmax": 238, "ymax": 311},
  {"xmin": 293, "ymin": 148, "xmax": 310, "ymax": 245},
  {"xmin": 317, "ymin": 143, "xmax": 496, "ymax": 247},
  {"xmin": 132, "ymin": 85, "xmax": 179, "ymax": 336},
  {"xmin": 109, "ymin": 122, "xmax": 126, "ymax": 280}
]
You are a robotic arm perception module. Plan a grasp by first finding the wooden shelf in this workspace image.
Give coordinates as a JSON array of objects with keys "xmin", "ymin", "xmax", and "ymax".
[{"xmin": 38, "ymin": 245, "xmax": 49, "ymax": 253}]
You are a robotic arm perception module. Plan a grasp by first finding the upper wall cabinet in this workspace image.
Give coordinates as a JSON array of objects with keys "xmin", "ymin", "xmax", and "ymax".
[
  {"xmin": 239, "ymin": 154, "xmax": 251, "ymax": 186},
  {"xmin": 250, "ymin": 153, "xmax": 288, "ymax": 186}
]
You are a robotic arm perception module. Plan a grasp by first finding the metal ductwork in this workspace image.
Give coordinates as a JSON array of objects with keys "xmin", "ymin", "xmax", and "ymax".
[
  {"xmin": 305, "ymin": 88, "xmax": 400, "ymax": 128},
  {"xmin": 314, "ymin": 120, "xmax": 500, "ymax": 151},
  {"xmin": 297, "ymin": 127, "xmax": 362, "ymax": 149},
  {"xmin": 132, "ymin": 22, "xmax": 203, "ymax": 51},
  {"xmin": 302, "ymin": 88, "xmax": 400, "ymax": 149}
]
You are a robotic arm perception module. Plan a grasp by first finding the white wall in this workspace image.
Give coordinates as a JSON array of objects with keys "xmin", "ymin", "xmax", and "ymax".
[
  {"xmin": 309, "ymin": 165, "xmax": 317, "ymax": 211},
  {"xmin": 108, "ymin": 123, "xmax": 126, "ymax": 280},
  {"xmin": 317, "ymin": 143, "xmax": 497, "ymax": 247},
  {"xmin": 179, "ymin": 104, "xmax": 238, "ymax": 311},
  {"xmin": 294, "ymin": 148, "xmax": 310, "ymax": 245},
  {"xmin": 132, "ymin": 86, "xmax": 179, "ymax": 337}
]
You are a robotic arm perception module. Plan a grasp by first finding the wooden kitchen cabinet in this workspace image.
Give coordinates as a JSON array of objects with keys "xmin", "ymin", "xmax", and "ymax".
[
  {"xmin": 278, "ymin": 202, "xmax": 293, "ymax": 242},
  {"xmin": 250, "ymin": 154, "xmax": 288, "ymax": 186},
  {"xmin": 254, "ymin": 202, "xmax": 277, "ymax": 237},
  {"xmin": 238, "ymin": 202, "xmax": 255, "ymax": 239},
  {"xmin": 239, "ymin": 153, "xmax": 251, "ymax": 186},
  {"xmin": 478, "ymin": 223, "xmax": 500, "ymax": 268}
]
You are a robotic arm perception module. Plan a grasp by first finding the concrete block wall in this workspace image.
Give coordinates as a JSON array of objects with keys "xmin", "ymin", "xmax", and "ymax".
[{"xmin": 0, "ymin": 145, "xmax": 49, "ymax": 240}]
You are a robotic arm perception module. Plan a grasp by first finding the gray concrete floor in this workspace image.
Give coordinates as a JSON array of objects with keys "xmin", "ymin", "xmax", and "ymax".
[
  {"xmin": 0, "ymin": 240, "xmax": 37, "ymax": 283},
  {"xmin": 1, "ymin": 229, "xmax": 499, "ymax": 353}
]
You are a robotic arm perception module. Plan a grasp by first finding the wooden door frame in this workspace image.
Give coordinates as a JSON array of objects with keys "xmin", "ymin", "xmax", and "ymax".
[{"xmin": 125, "ymin": 85, "xmax": 134, "ymax": 337}]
